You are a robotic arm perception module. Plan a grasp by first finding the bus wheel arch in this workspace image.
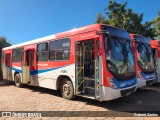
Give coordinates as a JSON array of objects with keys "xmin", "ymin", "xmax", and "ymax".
[
  {"xmin": 14, "ymin": 72, "xmax": 22, "ymax": 87},
  {"xmin": 56, "ymin": 75, "xmax": 75, "ymax": 99}
]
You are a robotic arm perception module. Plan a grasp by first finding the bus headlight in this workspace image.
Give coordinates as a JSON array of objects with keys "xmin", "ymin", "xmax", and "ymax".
[{"xmin": 107, "ymin": 77, "xmax": 118, "ymax": 89}]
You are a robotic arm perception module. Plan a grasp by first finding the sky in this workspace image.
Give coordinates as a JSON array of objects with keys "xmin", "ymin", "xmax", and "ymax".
[{"xmin": 0, "ymin": 0, "xmax": 160, "ymax": 45}]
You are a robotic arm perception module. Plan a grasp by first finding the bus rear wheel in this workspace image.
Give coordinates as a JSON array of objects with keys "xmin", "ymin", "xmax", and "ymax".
[
  {"xmin": 60, "ymin": 79, "xmax": 75, "ymax": 100},
  {"xmin": 15, "ymin": 74, "xmax": 22, "ymax": 87}
]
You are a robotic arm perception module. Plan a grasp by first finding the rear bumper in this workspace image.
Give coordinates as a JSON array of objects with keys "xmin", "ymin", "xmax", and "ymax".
[{"xmin": 101, "ymin": 85, "xmax": 137, "ymax": 101}]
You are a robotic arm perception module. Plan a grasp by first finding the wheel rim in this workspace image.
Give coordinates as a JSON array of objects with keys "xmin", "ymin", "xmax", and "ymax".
[
  {"xmin": 62, "ymin": 83, "xmax": 70, "ymax": 96},
  {"xmin": 16, "ymin": 76, "xmax": 20, "ymax": 84}
]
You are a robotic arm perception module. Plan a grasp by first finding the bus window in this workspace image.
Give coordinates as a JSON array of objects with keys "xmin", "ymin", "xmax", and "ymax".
[
  {"xmin": 49, "ymin": 38, "xmax": 70, "ymax": 61},
  {"xmin": 12, "ymin": 48, "xmax": 22, "ymax": 62},
  {"xmin": 37, "ymin": 42, "xmax": 48, "ymax": 61},
  {"xmin": 29, "ymin": 50, "xmax": 34, "ymax": 67}
]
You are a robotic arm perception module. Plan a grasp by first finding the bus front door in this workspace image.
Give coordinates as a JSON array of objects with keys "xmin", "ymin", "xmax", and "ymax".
[{"xmin": 75, "ymin": 39, "xmax": 100, "ymax": 99}]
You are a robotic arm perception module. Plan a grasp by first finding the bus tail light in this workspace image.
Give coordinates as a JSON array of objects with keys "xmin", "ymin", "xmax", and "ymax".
[{"xmin": 107, "ymin": 77, "xmax": 118, "ymax": 89}]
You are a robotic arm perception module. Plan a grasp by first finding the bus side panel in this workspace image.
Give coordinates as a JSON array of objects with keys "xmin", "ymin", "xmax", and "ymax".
[
  {"xmin": 30, "ymin": 64, "xmax": 75, "ymax": 90},
  {"xmin": 29, "ymin": 37, "xmax": 75, "ymax": 91}
]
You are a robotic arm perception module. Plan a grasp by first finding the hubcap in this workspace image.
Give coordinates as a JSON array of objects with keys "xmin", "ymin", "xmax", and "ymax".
[{"xmin": 62, "ymin": 84, "xmax": 70, "ymax": 96}]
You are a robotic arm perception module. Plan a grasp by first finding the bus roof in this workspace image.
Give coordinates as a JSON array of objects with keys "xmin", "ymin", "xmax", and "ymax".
[
  {"xmin": 2, "ymin": 24, "xmax": 126, "ymax": 51},
  {"xmin": 130, "ymin": 34, "xmax": 150, "ymax": 44},
  {"xmin": 3, "ymin": 24, "xmax": 100, "ymax": 51}
]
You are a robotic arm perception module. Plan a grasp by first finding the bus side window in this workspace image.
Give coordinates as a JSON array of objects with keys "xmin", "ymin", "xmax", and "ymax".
[
  {"xmin": 49, "ymin": 38, "xmax": 70, "ymax": 61},
  {"xmin": 12, "ymin": 48, "xmax": 22, "ymax": 62},
  {"xmin": 37, "ymin": 42, "xmax": 48, "ymax": 61}
]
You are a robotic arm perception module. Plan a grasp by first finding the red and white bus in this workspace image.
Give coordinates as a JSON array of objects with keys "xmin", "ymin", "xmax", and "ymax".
[
  {"xmin": 1, "ymin": 24, "xmax": 137, "ymax": 101},
  {"xmin": 130, "ymin": 34, "xmax": 156, "ymax": 88},
  {"xmin": 150, "ymin": 40, "xmax": 160, "ymax": 82}
]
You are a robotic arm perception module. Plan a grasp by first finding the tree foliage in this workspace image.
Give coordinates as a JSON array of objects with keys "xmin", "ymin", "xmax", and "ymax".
[
  {"xmin": 0, "ymin": 37, "xmax": 11, "ymax": 57},
  {"xmin": 153, "ymin": 11, "xmax": 160, "ymax": 39},
  {"xmin": 96, "ymin": 0, "xmax": 157, "ymax": 39},
  {"xmin": 96, "ymin": 13, "xmax": 109, "ymax": 24}
]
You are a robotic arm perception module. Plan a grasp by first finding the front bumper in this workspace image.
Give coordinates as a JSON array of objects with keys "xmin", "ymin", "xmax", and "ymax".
[
  {"xmin": 101, "ymin": 85, "xmax": 137, "ymax": 101},
  {"xmin": 137, "ymin": 78, "xmax": 155, "ymax": 88}
]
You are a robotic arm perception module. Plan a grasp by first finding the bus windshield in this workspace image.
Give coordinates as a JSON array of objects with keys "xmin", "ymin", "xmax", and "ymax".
[
  {"xmin": 104, "ymin": 34, "xmax": 135, "ymax": 75},
  {"xmin": 134, "ymin": 35, "xmax": 154, "ymax": 71},
  {"xmin": 136, "ymin": 42, "xmax": 154, "ymax": 70}
]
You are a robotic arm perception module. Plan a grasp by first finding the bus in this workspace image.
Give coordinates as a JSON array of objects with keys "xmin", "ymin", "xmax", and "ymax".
[
  {"xmin": 150, "ymin": 39, "xmax": 160, "ymax": 82},
  {"xmin": 1, "ymin": 24, "xmax": 137, "ymax": 101},
  {"xmin": 130, "ymin": 34, "xmax": 156, "ymax": 88}
]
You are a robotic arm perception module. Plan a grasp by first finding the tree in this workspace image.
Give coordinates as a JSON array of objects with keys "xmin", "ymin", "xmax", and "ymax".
[
  {"xmin": 142, "ymin": 21, "xmax": 157, "ymax": 39},
  {"xmin": 96, "ymin": 13, "xmax": 109, "ymax": 24},
  {"xmin": 153, "ymin": 11, "xmax": 160, "ymax": 39},
  {"xmin": 96, "ymin": 0, "xmax": 157, "ymax": 39},
  {"xmin": 0, "ymin": 36, "xmax": 11, "ymax": 57}
]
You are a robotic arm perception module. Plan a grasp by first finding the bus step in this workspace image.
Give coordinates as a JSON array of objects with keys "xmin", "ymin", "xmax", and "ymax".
[
  {"xmin": 85, "ymin": 87, "xmax": 95, "ymax": 96},
  {"xmin": 77, "ymin": 94, "xmax": 95, "ymax": 99}
]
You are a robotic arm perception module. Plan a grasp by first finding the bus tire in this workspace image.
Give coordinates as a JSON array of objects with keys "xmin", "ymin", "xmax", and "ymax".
[
  {"xmin": 60, "ymin": 79, "xmax": 75, "ymax": 100},
  {"xmin": 15, "ymin": 74, "xmax": 22, "ymax": 87}
]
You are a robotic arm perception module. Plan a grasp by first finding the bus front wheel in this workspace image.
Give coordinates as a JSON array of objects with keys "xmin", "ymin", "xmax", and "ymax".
[
  {"xmin": 15, "ymin": 74, "xmax": 22, "ymax": 87},
  {"xmin": 60, "ymin": 79, "xmax": 75, "ymax": 100}
]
